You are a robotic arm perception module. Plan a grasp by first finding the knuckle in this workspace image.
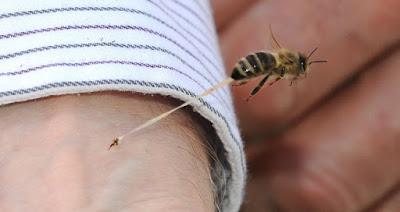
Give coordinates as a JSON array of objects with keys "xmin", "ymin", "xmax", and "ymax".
[{"xmin": 268, "ymin": 167, "xmax": 358, "ymax": 211}]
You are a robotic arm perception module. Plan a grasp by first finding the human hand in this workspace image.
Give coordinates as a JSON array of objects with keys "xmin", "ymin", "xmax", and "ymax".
[{"xmin": 214, "ymin": 0, "xmax": 400, "ymax": 211}]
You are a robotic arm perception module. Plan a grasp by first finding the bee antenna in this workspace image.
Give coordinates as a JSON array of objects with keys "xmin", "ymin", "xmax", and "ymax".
[
  {"xmin": 308, "ymin": 60, "xmax": 328, "ymax": 65},
  {"xmin": 307, "ymin": 47, "xmax": 319, "ymax": 59},
  {"xmin": 269, "ymin": 24, "xmax": 282, "ymax": 49}
]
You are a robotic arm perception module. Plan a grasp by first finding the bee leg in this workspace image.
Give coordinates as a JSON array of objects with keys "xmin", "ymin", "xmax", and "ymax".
[
  {"xmin": 232, "ymin": 80, "xmax": 249, "ymax": 86},
  {"xmin": 290, "ymin": 77, "xmax": 298, "ymax": 86},
  {"xmin": 273, "ymin": 67, "xmax": 285, "ymax": 78},
  {"xmin": 246, "ymin": 74, "xmax": 270, "ymax": 101},
  {"xmin": 268, "ymin": 77, "xmax": 281, "ymax": 86}
]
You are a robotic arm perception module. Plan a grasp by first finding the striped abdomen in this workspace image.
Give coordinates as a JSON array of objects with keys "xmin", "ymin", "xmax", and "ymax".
[{"xmin": 231, "ymin": 52, "xmax": 276, "ymax": 81}]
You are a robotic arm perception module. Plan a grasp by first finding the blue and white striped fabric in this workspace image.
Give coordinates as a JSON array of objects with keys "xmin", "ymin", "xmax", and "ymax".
[{"xmin": 0, "ymin": 1, "xmax": 245, "ymax": 211}]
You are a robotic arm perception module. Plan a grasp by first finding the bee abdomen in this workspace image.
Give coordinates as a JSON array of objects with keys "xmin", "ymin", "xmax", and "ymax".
[{"xmin": 231, "ymin": 52, "xmax": 276, "ymax": 81}]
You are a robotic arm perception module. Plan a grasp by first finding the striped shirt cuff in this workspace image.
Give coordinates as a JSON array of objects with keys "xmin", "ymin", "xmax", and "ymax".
[{"xmin": 0, "ymin": 1, "xmax": 245, "ymax": 211}]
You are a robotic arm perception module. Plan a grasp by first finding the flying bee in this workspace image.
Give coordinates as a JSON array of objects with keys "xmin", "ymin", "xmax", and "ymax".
[
  {"xmin": 108, "ymin": 29, "xmax": 327, "ymax": 149},
  {"xmin": 231, "ymin": 33, "xmax": 327, "ymax": 101}
]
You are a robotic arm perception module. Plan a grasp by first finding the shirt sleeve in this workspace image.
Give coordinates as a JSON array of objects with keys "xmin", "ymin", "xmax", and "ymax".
[{"xmin": 0, "ymin": 1, "xmax": 245, "ymax": 211}]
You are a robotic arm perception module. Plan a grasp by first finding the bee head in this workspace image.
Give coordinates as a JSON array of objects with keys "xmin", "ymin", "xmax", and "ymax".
[
  {"xmin": 298, "ymin": 53, "xmax": 308, "ymax": 74},
  {"xmin": 302, "ymin": 47, "xmax": 327, "ymax": 76}
]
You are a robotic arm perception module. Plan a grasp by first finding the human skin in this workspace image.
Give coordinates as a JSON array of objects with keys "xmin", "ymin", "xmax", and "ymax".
[
  {"xmin": 0, "ymin": 93, "xmax": 214, "ymax": 211},
  {"xmin": 213, "ymin": 0, "xmax": 400, "ymax": 211}
]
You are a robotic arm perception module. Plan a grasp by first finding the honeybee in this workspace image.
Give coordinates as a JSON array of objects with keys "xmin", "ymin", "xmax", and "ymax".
[
  {"xmin": 231, "ymin": 33, "xmax": 327, "ymax": 101},
  {"xmin": 109, "ymin": 29, "xmax": 327, "ymax": 149}
]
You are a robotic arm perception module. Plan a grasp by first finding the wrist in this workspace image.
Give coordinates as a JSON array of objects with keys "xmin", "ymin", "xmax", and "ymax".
[{"xmin": 0, "ymin": 93, "xmax": 215, "ymax": 211}]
